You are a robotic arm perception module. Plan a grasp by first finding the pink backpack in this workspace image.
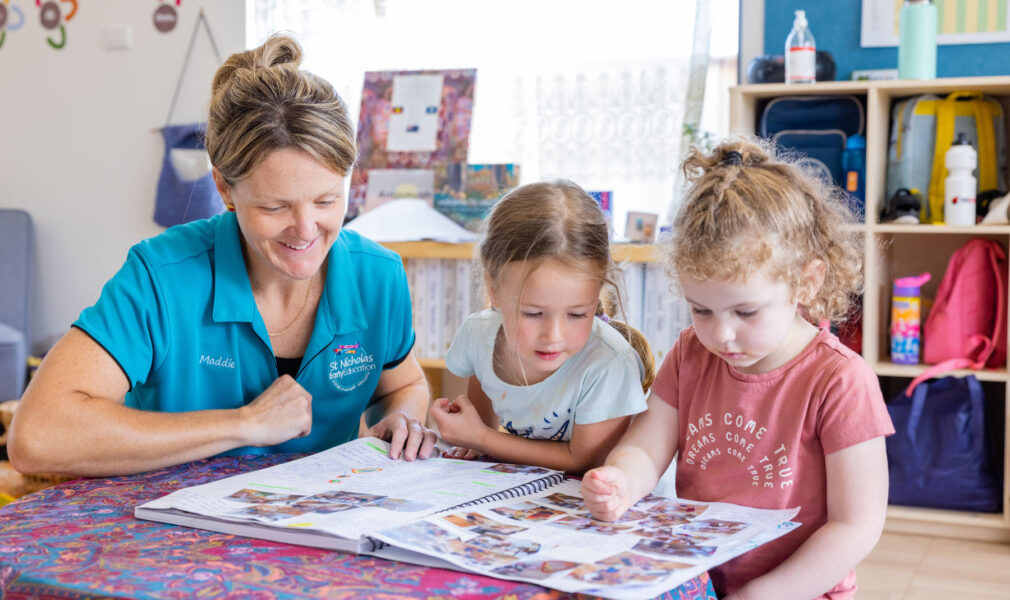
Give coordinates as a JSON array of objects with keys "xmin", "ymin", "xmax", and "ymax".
[{"xmin": 923, "ymin": 238, "xmax": 1007, "ymax": 371}]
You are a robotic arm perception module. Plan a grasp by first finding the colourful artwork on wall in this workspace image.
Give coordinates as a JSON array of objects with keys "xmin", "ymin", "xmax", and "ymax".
[
  {"xmin": 350, "ymin": 68, "xmax": 476, "ymax": 220},
  {"xmin": 154, "ymin": 0, "xmax": 180, "ymax": 33},
  {"xmin": 0, "ymin": 1, "xmax": 26, "ymax": 50},
  {"xmin": 37, "ymin": 0, "xmax": 76, "ymax": 50}
]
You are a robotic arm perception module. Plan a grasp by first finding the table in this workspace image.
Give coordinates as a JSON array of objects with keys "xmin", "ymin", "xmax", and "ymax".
[{"xmin": 0, "ymin": 454, "xmax": 716, "ymax": 600}]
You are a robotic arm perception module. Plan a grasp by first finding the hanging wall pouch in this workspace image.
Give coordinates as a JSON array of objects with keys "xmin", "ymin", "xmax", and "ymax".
[
  {"xmin": 154, "ymin": 10, "xmax": 224, "ymax": 228},
  {"xmin": 156, "ymin": 123, "xmax": 221, "ymax": 227}
]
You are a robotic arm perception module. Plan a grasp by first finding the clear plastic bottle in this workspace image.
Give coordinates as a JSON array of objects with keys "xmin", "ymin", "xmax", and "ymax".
[
  {"xmin": 785, "ymin": 10, "xmax": 816, "ymax": 84},
  {"xmin": 891, "ymin": 272, "xmax": 931, "ymax": 364},
  {"xmin": 944, "ymin": 132, "xmax": 978, "ymax": 226}
]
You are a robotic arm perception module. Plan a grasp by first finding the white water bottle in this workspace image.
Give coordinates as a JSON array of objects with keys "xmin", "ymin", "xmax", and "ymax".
[
  {"xmin": 944, "ymin": 132, "xmax": 977, "ymax": 226},
  {"xmin": 785, "ymin": 10, "xmax": 816, "ymax": 84}
]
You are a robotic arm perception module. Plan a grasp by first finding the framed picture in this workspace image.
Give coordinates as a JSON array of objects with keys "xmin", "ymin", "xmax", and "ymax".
[
  {"xmin": 624, "ymin": 211, "xmax": 658, "ymax": 243},
  {"xmin": 861, "ymin": 0, "xmax": 1010, "ymax": 47},
  {"xmin": 587, "ymin": 191, "xmax": 613, "ymax": 229},
  {"xmin": 350, "ymin": 68, "xmax": 477, "ymax": 219}
]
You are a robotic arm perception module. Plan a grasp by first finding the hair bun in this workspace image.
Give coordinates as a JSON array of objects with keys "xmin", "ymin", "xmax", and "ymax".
[
  {"xmin": 211, "ymin": 34, "xmax": 303, "ymax": 100},
  {"xmin": 254, "ymin": 34, "xmax": 303, "ymax": 69}
]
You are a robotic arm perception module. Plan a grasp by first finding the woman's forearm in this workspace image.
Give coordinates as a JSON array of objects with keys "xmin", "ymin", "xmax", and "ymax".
[{"xmin": 10, "ymin": 393, "xmax": 250, "ymax": 477}]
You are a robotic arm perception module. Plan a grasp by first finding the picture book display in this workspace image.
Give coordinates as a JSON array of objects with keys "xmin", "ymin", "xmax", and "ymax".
[
  {"xmin": 135, "ymin": 438, "xmax": 800, "ymax": 600},
  {"xmin": 434, "ymin": 163, "xmax": 521, "ymax": 231},
  {"xmin": 363, "ymin": 169, "xmax": 436, "ymax": 212}
]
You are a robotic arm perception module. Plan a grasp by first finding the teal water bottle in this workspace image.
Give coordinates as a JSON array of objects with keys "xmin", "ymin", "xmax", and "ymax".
[
  {"xmin": 842, "ymin": 134, "xmax": 866, "ymax": 219},
  {"xmin": 898, "ymin": 0, "xmax": 937, "ymax": 80}
]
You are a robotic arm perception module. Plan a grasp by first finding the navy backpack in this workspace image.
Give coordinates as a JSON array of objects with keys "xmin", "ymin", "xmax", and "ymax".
[{"xmin": 760, "ymin": 95, "xmax": 864, "ymax": 188}]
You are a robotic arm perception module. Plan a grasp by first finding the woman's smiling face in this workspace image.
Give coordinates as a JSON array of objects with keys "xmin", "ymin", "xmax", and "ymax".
[{"xmin": 218, "ymin": 147, "xmax": 347, "ymax": 283}]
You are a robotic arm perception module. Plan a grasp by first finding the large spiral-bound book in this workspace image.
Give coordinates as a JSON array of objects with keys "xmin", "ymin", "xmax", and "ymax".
[{"xmin": 135, "ymin": 437, "xmax": 799, "ymax": 599}]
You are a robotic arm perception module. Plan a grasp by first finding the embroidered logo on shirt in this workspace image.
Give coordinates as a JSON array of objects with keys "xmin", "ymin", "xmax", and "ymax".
[
  {"xmin": 329, "ymin": 342, "xmax": 376, "ymax": 391},
  {"xmin": 199, "ymin": 354, "xmax": 236, "ymax": 369}
]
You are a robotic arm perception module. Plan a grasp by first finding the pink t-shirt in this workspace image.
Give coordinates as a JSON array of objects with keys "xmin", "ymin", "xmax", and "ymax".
[{"xmin": 652, "ymin": 327, "xmax": 894, "ymax": 599}]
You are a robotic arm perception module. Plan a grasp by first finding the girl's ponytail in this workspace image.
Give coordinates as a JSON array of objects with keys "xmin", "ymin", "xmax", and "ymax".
[{"xmin": 598, "ymin": 291, "xmax": 655, "ymax": 392}]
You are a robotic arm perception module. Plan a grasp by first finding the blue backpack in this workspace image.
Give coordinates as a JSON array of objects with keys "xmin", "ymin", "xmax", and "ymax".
[{"xmin": 760, "ymin": 95, "xmax": 864, "ymax": 188}]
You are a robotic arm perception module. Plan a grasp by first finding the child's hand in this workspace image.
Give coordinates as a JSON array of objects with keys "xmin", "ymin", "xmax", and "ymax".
[
  {"xmin": 581, "ymin": 466, "xmax": 632, "ymax": 522},
  {"xmin": 442, "ymin": 446, "xmax": 482, "ymax": 460},
  {"xmin": 428, "ymin": 395, "xmax": 488, "ymax": 451}
]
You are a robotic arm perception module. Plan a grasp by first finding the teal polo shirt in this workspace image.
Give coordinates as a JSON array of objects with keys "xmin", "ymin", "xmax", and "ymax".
[{"xmin": 74, "ymin": 212, "xmax": 415, "ymax": 455}]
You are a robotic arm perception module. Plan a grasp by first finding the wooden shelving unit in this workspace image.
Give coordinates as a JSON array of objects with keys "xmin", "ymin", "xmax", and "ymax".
[
  {"xmin": 732, "ymin": 76, "xmax": 1010, "ymax": 543},
  {"xmin": 380, "ymin": 242, "xmax": 663, "ymax": 264},
  {"xmin": 380, "ymin": 242, "xmax": 662, "ymax": 375}
]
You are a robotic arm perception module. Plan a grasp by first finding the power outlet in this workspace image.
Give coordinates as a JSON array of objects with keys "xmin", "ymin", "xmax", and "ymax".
[{"xmin": 101, "ymin": 25, "xmax": 133, "ymax": 50}]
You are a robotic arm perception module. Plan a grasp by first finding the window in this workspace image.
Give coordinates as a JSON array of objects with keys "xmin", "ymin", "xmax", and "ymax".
[{"xmin": 250, "ymin": 0, "xmax": 739, "ymax": 236}]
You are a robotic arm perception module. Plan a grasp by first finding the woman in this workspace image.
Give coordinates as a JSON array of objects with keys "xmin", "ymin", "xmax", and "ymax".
[{"xmin": 8, "ymin": 34, "xmax": 436, "ymax": 477}]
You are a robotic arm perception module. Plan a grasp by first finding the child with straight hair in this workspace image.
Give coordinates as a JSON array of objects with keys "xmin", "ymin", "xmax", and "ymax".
[
  {"xmin": 428, "ymin": 180, "xmax": 654, "ymax": 474},
  {"xmin": 582, "ymin": 139, "xmax": 894, "ymax": 600}
]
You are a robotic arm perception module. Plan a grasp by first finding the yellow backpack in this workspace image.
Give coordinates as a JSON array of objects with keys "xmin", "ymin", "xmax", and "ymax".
[{"xmin": 886, "ymin": 91, "xmax": 1007, "ymax": 224}]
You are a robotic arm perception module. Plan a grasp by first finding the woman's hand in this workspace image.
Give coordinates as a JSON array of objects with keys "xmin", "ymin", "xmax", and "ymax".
[
  {"xmin": 366, "ymin": 411, "xmax": 438, "ymax": 461},
  {"xmin": 581, "ymin": 466, "xmax": 633, "ymax": 522},
  {"xmin": 428, "ymin": 395, "xmax": 490, "ymax": 451},
  {"xmin": 239, "ymin": 375, "xmax": 313, "ymax": 446}
]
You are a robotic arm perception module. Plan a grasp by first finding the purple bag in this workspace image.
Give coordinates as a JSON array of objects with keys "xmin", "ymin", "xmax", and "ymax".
[{"xmin": 886, "ymin": 375, "xmax": 1001, "ymax": 512}]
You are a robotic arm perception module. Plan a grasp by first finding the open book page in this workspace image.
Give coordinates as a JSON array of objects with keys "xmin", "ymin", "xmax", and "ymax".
[
  {"xmin": 134, "ymin": 437, "xmax": 562, "ymax": 549},
  {"xmin": 370, "ymin": 479, "xmax": 800, "ymax": 600}
]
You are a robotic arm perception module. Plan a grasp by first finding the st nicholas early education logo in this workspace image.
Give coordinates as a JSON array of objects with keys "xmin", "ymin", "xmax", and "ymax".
[{"xmin": 329, "ymin": 343, "xmax": 376, "ymax": 391}]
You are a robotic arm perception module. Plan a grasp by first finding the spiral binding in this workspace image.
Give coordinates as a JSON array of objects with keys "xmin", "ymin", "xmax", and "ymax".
[{"xmin": 362, "ymin": 472, "xmax": 566, "ymax": 553}]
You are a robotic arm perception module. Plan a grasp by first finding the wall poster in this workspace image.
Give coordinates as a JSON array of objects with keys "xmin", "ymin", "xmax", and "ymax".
[{"xmin": 350, "ymin": 68, "xmax": 476, "ymax": 220}]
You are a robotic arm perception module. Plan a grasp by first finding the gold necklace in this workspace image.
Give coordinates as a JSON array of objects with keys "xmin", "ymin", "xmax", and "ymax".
[{"xmin": 267, "ymin": 277, "xmax": 315, "ymax": 337}]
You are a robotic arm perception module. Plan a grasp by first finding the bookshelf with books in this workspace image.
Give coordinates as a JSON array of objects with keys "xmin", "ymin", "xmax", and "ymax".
[
  {"xmin": 731, "ymin": 77, "xmax": 1010, "ymax": 542},
  {"xmin": 379, "ymin": 242, "xmax": 690, "ymax": 391}
]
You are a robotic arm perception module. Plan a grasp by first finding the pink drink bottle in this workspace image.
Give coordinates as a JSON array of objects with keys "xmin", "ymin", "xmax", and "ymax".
[{"xmin": 891, "ymin": 272, "xmax": 931, "ymax": 364}]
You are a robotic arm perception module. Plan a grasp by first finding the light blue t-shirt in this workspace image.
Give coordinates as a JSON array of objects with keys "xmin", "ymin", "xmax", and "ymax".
[
  {"xmin": 445, "ymin": 309, "xmax": 647, "ymax": 441},
  {"xmin": 74, "ymin": 212, "xmax": 414, "ymax": 455}
]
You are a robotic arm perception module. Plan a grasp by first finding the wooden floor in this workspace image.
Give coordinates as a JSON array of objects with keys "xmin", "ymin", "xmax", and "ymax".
[{"xmin": 856, "ymin": 531, "xmax": 1010, "ymax": 599}]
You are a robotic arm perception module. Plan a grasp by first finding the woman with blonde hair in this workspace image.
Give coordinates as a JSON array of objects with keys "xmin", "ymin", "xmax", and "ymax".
[{"xmin": 10, "ymin": 34, "xmax": 436, "ymax": 477}]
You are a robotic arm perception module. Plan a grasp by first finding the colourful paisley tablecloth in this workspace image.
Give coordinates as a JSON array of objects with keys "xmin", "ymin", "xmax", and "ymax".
[{"xmin": 0, "ymin": 454, "xmax": 715, "ymax": 600}]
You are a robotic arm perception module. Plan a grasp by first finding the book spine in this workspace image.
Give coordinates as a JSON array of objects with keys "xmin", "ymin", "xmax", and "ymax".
[
  {"xmin": 414, "ymin": 259, "xmax": 429, "ymax": 358},
  {"xmin": 619, "ymin": 262, "xmax": 645, "ymax": 331},
  {"xmin": 455, "ymin": 258, "xmax": 472, "ymax": 322},
  {"xmin": 441, "ymin": 259, "xmax": 457, "ymax": 356},
  {"xmin": 407, "ymin": 259, "xmax": 421, "ymax": 355},
  {"xmin": 643, "ymin": 264, "xmax": 664, "ymax": 366},
  {"xmin": 426, "ymin": 259, "xmax": 443, "ymax": 359}
]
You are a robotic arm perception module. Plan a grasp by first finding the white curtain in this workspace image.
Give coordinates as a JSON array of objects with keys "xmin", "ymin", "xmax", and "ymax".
[{"xmin": 250, "ymin": 0, "xmax": 737, "ymax": 236}]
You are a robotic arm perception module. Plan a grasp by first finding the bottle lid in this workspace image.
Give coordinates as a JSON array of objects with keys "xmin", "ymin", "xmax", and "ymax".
[
  {"xmin": 953, "ymin": 131, "xmax": 970, "ymax": 146},
  {"xmin": 894, "ymin": 272, "xmax": 931, "ymax": 296},
  {"xmin": 846, "ymin": 134, "xmax": 866, "ymax": 150},
  {"xmin": 794, "ymin": 9, "xmax": 807, "ymax": 27}
]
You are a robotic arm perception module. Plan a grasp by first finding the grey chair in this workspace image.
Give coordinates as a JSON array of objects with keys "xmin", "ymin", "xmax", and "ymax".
[{"xmin": 0, "ymin": 209, "xmax": 33, "ymax": 401}]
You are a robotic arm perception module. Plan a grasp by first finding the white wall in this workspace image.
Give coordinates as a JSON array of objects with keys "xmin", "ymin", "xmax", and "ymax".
[
  {"xmin": 0, "ymin": 1, "xmax": 245, "ymax": 352},
  {"xmin": 738, "ymin": 0, "xmax": 764, "ymax": 83}
]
